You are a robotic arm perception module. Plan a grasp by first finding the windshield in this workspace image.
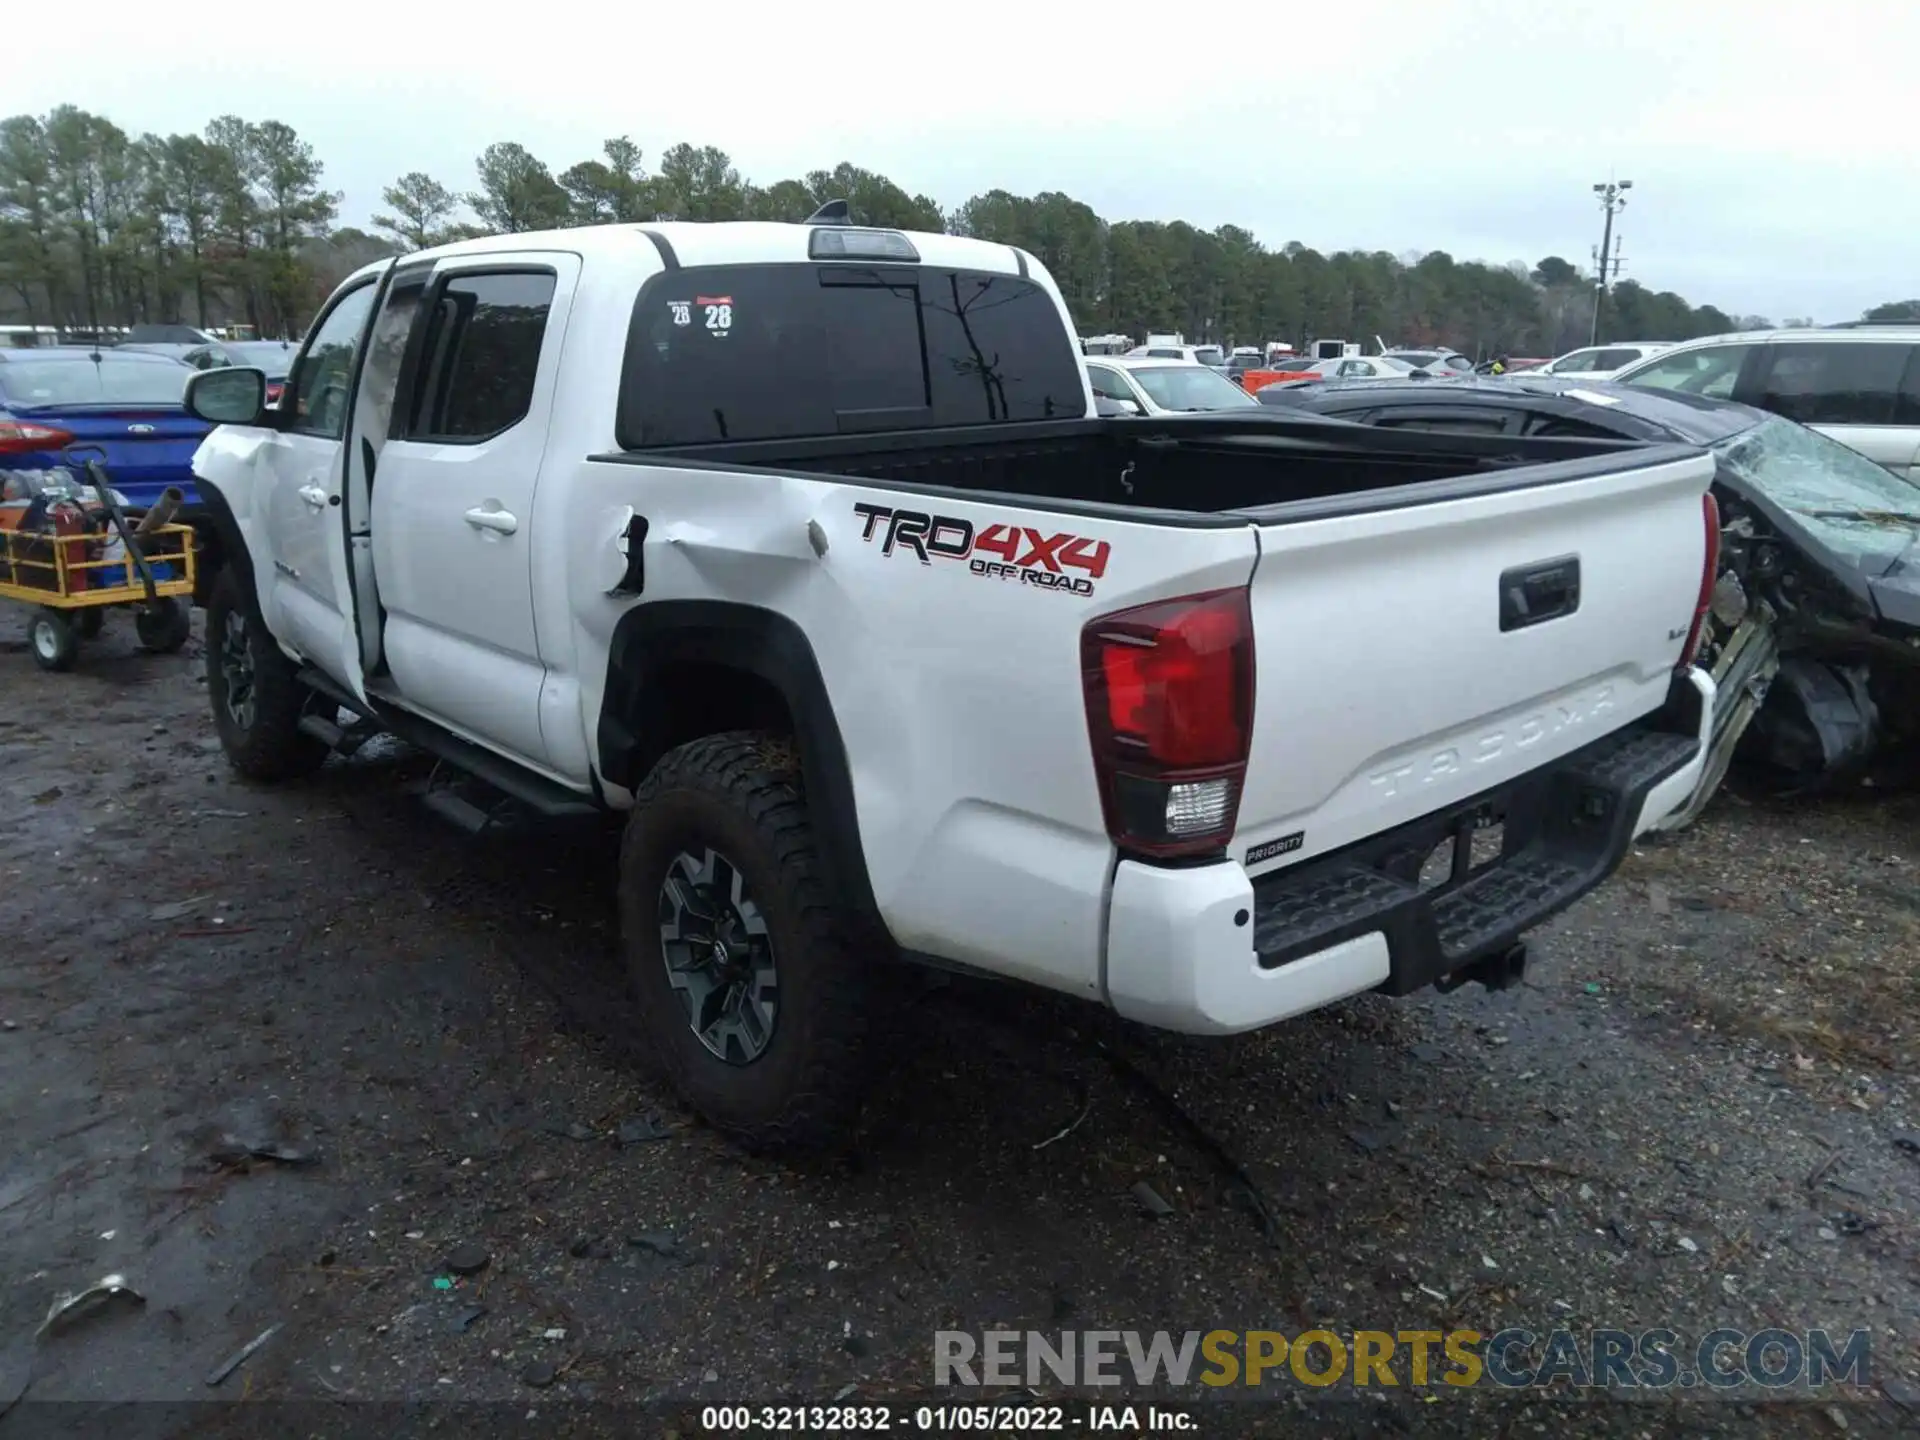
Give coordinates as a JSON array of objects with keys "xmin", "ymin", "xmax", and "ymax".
[
  {"xmin": 1373, "ymin": 356, "xmax": 1420, "ymax": 374},
  {"xmin": 1390, "ymin": 352, "xmax": 1440, "ymax": 367},
  {"xmin": 1193, "ymin": 346, "xmax": 1225, "ymax": 367},
  {"xmin": 1714, "ymin": 415, "xmax": 1920, "ymax": 574},
  {"xmin": 0, "ymin": 358, "xmax": 189, "ymax": 407},
  {"xmin": 1132, "ymin": 365, "xmax": 1260, "ymax": 411}
]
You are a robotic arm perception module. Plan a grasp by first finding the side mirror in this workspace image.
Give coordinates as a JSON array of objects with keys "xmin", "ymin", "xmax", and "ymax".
[
  {"xmin": 185, "ymin": 366, "xmax": 269, "ymax": 425},
  {"xmin": 1096, "ymin": 396, "xmax": 1142, "ymax": 417}
]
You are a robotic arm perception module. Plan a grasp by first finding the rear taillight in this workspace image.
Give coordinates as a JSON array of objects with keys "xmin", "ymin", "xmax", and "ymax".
[
  {"xmin": 1081, "ymin": 587, "xmax": 1255, "ymax": 859},
  {"xmin": 0, "ymin": 420, "xmax": 74, "ymax": 454},
  {"xmin": 1677, "ymin": 491, "xmax": 1721, "ymax": 670}
]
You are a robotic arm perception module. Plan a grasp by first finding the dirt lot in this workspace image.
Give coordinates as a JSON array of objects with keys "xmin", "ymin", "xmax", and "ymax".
[{"xmin": 3, "ymin": 611, "xmax": 1918, "ymax": 1438}]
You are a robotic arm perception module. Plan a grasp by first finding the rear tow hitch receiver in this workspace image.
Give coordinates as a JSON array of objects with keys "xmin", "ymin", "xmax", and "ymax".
[{"xmin": 1435, "ymin": 942, "xmax": 1528, "ymax": 994}]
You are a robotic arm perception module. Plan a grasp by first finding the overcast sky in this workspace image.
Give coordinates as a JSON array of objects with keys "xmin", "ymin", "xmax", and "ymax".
[{"xmin": 20, "ymin": 1, "xmax": 1915, "ymax": 323}]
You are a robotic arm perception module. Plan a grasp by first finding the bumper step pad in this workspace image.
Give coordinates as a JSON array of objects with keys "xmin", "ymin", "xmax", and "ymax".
[{"xmin": 1250, "ymin": 722, "xmax": 1697, "ymax": 994}]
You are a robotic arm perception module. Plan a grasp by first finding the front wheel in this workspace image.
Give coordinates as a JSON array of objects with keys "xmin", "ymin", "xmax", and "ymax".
[
  {"xmin": 29, "ymin": 608, "xmax": 79, "ymax": 672},
  {"xmin": 135, "ymin": 596, "xmax": 192, "ymax": 654},
  {"xmin": 204, "ymin": 568, "xmax": 328, "ymax": 781},
  {"xmin": 618, "ymin": 732, "xmax": 874, "ymax": 1152}
]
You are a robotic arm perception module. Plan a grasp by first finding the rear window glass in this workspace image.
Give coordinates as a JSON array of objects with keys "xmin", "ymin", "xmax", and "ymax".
[
  {"xmin": 617, "ymin": 263, "xmax": 1086, "ymax": 448},
  {"xmin": 0, "ymin": 358, "xmax": 188, "ymax": 406}
]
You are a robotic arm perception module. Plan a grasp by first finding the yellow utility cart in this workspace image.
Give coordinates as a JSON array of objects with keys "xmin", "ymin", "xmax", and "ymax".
[{"xmin": 1, "ymin": 457, "xmax": 196, "ymax": 672}]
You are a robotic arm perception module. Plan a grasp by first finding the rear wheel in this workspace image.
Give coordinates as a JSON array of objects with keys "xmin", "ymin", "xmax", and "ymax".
[
  {"xmin": 205, "ymin": 568, "xmax": 328, "ymax": 781},
  {"xmin": 29, "ymin": 608, "xmax": 79, "ymax": 673},
  {"xmin": 618, "ymin": 732, "xmax": 873, "ymax": 1152},
  {"xmin": 135, "ymin": 596, "xmax": 192, "ymax": 654}
]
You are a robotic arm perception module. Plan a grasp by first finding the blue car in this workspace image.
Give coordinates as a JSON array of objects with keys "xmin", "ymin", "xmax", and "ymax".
[{"xmin": 0, "ymin": 347, "xmax": 211, "ymax": 512}]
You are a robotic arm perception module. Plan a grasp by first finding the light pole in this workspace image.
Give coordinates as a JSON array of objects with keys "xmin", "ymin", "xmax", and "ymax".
[{"xmin": 1589, "ymin": 179, "xmax": 1631, "ymax": 345}]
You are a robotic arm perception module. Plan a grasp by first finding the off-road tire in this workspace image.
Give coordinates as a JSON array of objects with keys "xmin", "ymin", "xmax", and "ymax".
[
  {"xmin": 205, "ymin": 567, "xmax": 328, "ymax": 781},
  {"xmin": 29, "ymin": 607, "xmax": 79, "ymax": 672},
  {"xmin": 618, "ymin": 731, "xmax": 872, "ymax": 1152},
  {"xmin": 135, "ymin": 596, "xmax": 192, "ymax": 654}
]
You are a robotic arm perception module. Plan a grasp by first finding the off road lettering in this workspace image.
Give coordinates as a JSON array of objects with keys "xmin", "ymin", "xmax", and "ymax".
[{"xmin": 853, "ymin": 504, "xmax": 1111, "ymax": 596}]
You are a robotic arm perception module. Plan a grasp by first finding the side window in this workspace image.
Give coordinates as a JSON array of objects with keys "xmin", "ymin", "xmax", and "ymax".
[
  {"xmin": 1620, "ymin": 344, "xmax": 1752, "ymax": 399},
  {"xmin": 401, "ymin": 271, "xmax": 556, "ymax": 442},
  {"xmin": 1897, "ymin": 349, "xmax": 1920, "ymax": 427},
  {"xmin": 1549, "ymin": 350, "xmax": 1600, "ymax": 373},
  {"xmin": 1593, "ymin": 348, "xmax": 1642, "ymax": 370},
  {"xmin": 1753, "ymin": 342, "xmax": 1908, "ymax": 427},
  {"xmin": 289, "ymin": 283, "xmax": 380, "ymax": 439},
  {"xmin": 1086, "ymin": 367, "xmax": 1130, "ymax": 402}
]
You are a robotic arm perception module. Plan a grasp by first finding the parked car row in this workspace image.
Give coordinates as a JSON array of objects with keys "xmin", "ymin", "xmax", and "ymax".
[
  {"xmin": 0, "ymin": 348, "xmax": 212, "ymax": 512},
  {"xmin": 0, "ymin": 334, "xmax": 301, "ymax": 519}
]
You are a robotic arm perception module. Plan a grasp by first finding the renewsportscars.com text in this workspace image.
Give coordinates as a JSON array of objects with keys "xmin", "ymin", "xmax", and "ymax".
[{"xmin": 934, "ymin": 1328, "xmax": 1870, "ymax": 1391}]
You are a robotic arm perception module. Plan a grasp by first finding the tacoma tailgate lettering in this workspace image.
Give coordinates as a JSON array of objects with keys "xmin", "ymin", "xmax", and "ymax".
[{"xmin": 1368, "ymin": 685, "xmax": 1618, "ymax": 799}]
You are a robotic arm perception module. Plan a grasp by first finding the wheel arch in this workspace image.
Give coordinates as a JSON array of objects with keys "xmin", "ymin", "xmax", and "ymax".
[
  {"xmin": 185, "ymin": 489, "xmax": 257, "ymax": 615},
  {"xmin": 597, "ymin": 601, "xmax": 880, "ymax": 922}
]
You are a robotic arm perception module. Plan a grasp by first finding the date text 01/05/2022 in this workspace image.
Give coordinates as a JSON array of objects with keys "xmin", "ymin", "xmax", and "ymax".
[{"xmin": 699, "ymin": 1403, "xmax": 1196, "ymax": 1431}]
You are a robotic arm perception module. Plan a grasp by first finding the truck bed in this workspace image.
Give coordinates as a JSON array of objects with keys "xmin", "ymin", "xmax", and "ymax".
[
  {"xmin": 579, "ymin": 404, "xmax": 1714, "ymax": 993},
  {"xmin": 609, "ymin": 413, "xmax": 1670, "ymax": 521}
]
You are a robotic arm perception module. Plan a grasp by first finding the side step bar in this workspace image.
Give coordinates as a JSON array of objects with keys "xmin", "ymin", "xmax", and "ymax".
[{"xmin": 295, "ymin": 666, "xmax": 601, "ymax": 822}]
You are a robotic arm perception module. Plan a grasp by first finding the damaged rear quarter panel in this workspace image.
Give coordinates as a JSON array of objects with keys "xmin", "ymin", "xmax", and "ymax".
[{"xmin": 534, "ymin": 446, "xmax": 1258, "ymax": 996}]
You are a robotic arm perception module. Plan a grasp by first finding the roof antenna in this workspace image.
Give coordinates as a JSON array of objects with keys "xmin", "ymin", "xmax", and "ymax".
[{"xmin": 806, "ymin": 199, "xmax": 852, "ymax": 226}]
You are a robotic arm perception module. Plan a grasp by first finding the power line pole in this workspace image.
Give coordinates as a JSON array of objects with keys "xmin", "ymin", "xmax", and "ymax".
[
  {"xmin": 1588, "ymin": 178, "xmax": 1631, "ymax": 346},
  {"xmin": 1590, "ymin": 230, "xmax": 1624, "ymax": 343}
]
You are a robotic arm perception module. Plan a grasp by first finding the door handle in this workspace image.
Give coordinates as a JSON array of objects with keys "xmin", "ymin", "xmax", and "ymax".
[
  {"xmin": 298, "ymin": 483, "xmax": 329, "ymax": 509},
  {"xmin": 1499, "ymin": 556, "xmax": 1581, "ymax": 632},
  {"xmin": 464, "ymin": 505, "xmax": 518, "ymax": 536}
]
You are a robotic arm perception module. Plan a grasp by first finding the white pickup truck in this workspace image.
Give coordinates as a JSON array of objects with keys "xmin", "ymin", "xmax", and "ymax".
[{"xmin": 180, "ymin": 214, "xmax": 1719, "ymax": 1149}]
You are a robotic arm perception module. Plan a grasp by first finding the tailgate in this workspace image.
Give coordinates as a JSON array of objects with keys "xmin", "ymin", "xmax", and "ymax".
[{"xmin": 1233, "ymin": 446, "xmax": 1714, "ymax": 870}]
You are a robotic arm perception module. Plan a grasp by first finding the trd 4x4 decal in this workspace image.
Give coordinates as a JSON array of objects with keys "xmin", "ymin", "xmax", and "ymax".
[{"xmin": 852, "ymin": 502, "xmax": 1111, "ymax": 598}]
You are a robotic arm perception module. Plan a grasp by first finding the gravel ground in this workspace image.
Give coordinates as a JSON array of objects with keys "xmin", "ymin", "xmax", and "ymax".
[{"xmin": 2, "ymin": 610, "xmax": 1918, "ymax": 1438}]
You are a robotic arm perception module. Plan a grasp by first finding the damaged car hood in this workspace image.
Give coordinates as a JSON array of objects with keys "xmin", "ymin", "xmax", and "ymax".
[{"xmin": 1711, "ymin": 415, "xmax": 1920, "ymax": 626}]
